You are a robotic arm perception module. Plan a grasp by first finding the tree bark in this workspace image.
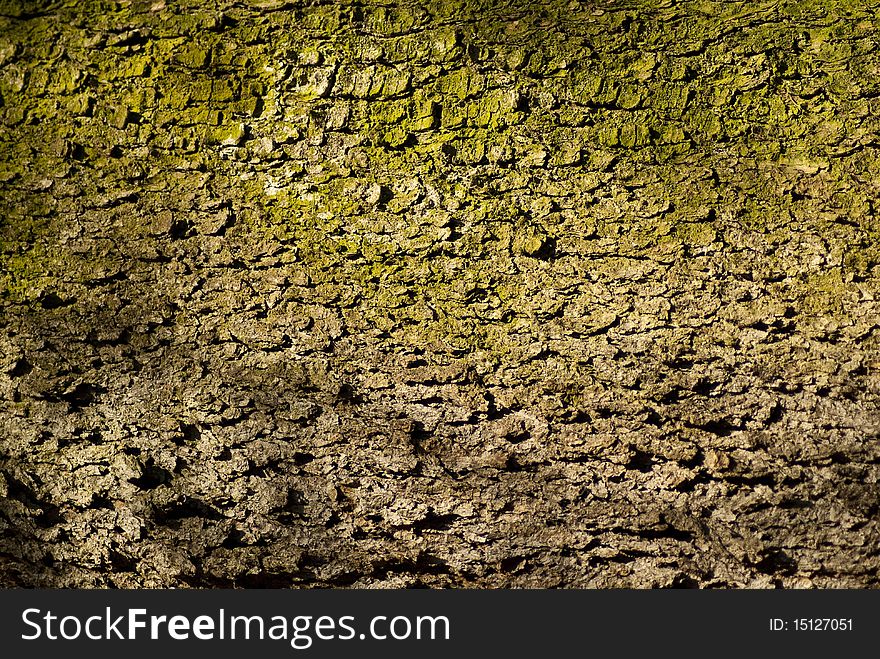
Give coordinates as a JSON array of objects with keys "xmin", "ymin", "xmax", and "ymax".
[{"xmin": 1, "ymin": 0, "xmax": 879, "ymax": 587}]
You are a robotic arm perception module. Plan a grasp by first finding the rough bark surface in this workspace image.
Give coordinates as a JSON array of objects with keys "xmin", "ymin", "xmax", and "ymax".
[{"xmin": 2, "ymin": 0, "xmax": 880, "ymax": 588}]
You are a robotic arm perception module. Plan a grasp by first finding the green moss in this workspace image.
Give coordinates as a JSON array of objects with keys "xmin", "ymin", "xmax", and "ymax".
[
  {"xmin": 2, "ymin": 0, "xmax": 879, "ymax": 362},
  {"xmin": 674, "ymin": 222, "xmax": 716, "ymax": 247},
  {"xmin": 176, "ymin": 45, "xmax": 211, "ymax": 69},
  {"xmin": 800, "ymin": 271, "xmax": 849, "ymax": 315},
  {"xmin": 207, "ymin": 122, "xmax": 246, "ymax": 146},
  {"xmin": 0, "ymin": 249, "xmax": 48, "ymax": 303}
]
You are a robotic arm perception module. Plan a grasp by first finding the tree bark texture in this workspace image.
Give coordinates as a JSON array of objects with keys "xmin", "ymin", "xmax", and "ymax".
[{"xmin": 1, "ymin": 0, "xmax": 880, "ymax": 587}]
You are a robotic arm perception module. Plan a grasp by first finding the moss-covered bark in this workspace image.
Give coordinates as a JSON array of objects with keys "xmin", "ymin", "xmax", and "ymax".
[{"xmin": 1, "ymin": 0, "xmax": 880, "ymax": 587}]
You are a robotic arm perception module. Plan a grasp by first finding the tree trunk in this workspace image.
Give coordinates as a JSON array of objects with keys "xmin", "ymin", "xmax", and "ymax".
[{"xmin": 1, "ymin": 0, "xmax": 879, "ymax": 587}]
